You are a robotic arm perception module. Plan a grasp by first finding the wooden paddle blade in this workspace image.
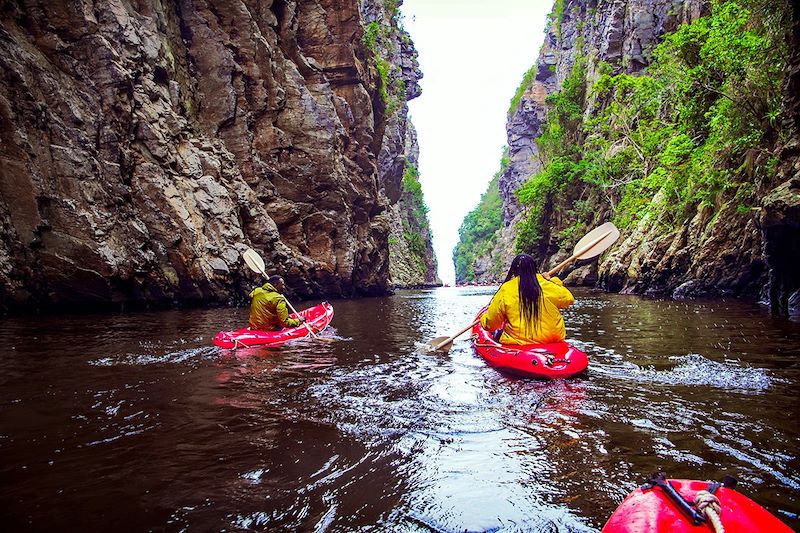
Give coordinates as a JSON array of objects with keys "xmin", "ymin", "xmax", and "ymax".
[
  {"xmin": 242, "ymin": 248, "xmax": 266, "ymax": 275},
  {"xmin": 426, "ymin": 336, "xmax": 453, "ymax": 353},
  {"xmin": 572, "ymin": 222, "xmax": 620, "ymax": 260}
]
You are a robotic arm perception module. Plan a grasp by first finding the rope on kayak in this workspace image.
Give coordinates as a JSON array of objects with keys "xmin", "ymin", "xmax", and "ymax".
[{"xmin": 695, "ymin": 490, "xmax": 724, "ymax": 533}]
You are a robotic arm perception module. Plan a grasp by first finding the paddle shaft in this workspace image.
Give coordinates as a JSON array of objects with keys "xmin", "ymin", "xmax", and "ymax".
[
  {"xmin": 283, "ymin": 298, "xmax": 318, "ymax": 338},
  {"xmin": 545, "ymin": 229, "xmax": 613, "ymax": 277},
  {"xmin": 253, "ymin": 268, "xmax": 318, "ymax": 338}
]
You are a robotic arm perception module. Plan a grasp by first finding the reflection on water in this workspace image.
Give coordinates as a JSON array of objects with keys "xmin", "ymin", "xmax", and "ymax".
[{"xmin": 0, "ymin": 287, "xmax": 798, "ymax": 531}]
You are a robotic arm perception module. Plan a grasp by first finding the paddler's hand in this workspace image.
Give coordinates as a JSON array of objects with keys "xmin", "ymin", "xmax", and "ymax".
[{"xmin": 541, "ymin": 272, "xmax": 552, "ymax": 281}]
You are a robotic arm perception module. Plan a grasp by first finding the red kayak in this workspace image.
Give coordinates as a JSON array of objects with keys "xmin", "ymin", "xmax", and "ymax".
[
  {"xmin": 213, "ymin": 302, "xmax": 333, "ymax": 349},
  {"xmin": 603, "ymin": 474, "xmax": 793, "ymax": 532},
  {"xmin": 470, "ymin": 307, "xmax": 588, "ymax": 379}
]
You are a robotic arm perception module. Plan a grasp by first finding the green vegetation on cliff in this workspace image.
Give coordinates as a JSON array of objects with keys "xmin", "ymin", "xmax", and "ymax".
[
  {"xmin": 509, "ymin": 65, "xmax": 537, "ymax": 116},
  {"xmin": 400, "ymin": 161, "xmax": 432, "ymax": 275},
  {"xmin": 453, "ymin": 150, "xmax": 508, "ymax": 282},
  {"xmin": 514, "ymin": 0, "xmax": 789, "ymax": 255},
  {"xmin": 515, "ymin": 56, "xmax": 588, "ymax": 253},
  {"xmin": 362, "ymin": 13, "xmax": 406, "ymax": 114}
]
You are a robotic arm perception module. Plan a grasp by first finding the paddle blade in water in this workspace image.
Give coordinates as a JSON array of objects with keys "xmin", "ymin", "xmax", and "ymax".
[
  {"xmin": 242, "ymin": 248, "xmax": 266, "ymax": 274},
  {"xmin": 425, "ymin": 336, "xmax": 453, "ymax": 354},
  {"xmin": 573, "ymin": 222, "xmax": 620, "ymax": 260}
]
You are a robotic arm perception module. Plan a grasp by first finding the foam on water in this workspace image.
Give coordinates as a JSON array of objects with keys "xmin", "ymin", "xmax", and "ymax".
[
  {"xmin": 589, "ymin": 349, "xmax": 774, "ymax": 392},
  {"xmin": 89, "ymin": 346, "xmax": 218, "ymax": 366},
  {"xmin": 638, "ymin": 353, "xmax": 773, "ymax": 391}
]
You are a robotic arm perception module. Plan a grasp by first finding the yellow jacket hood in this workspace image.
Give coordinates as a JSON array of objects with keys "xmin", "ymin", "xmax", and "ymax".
[{"xmin": 248, "ymin": 283, "xmax": 300, "ymax": 330}]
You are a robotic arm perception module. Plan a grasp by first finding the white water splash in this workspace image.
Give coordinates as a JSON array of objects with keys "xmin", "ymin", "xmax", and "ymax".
[
  {"xmin": 639, "ymin": 353, "xmax": 773, "ymax": 391},
  {"xmin": 241, "ymin": 469, "xmax": 266, "ymax": 483},
  {"xmin": 590, "ymin": 351, "xmax": 774, "ymax": 392},
  {"xmin": 89, "ymin": 346, "xmax": 217, "ymax": 366}
]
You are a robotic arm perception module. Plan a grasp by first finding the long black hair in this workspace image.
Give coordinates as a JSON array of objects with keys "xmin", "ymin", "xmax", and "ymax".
[{"xmin": 504, "ymin": 254, "xmax": 542, "ymax": 333}]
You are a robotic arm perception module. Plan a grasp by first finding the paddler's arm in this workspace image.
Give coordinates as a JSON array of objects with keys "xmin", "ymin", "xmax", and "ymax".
[
  {"xmin": 481, "ymin": 291, "xmax": 506, "ymax": 331},
  {"xmin": 277, "ymin": 297, "xmax": 301, "ymax": 327},
  {"xmin": 540, "ymin": 274, "xmax": 575, "ymax": 309}
]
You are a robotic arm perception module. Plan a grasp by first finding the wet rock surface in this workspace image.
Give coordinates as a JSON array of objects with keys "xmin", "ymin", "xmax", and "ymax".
[{"xmin": 0, "ymin": 0, "xmax": 433, "ymax": 312}]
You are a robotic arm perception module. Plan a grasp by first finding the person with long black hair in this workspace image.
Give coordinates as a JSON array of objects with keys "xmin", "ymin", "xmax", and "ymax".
[{"xmin": 481, "ymin": 254, "xmax": 575, "ymax": 345}]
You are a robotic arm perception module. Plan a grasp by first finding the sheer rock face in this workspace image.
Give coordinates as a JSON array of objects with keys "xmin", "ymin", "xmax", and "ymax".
[
  {"xmin": 0, "ymin": 0, "xmax": 428, "ymax": 312},
  {"xmin": 476, "ymin": 0, "xmax": 707, "ymax": 285},
  {"xmin": 480, "ymin": 0, "xmax": 797, "ymax": 311},
  {"xmin": 477, "ymin": 0, "xmax": 792, "ymax": 305},
  {"xmin": 387, "ymin": 121, "xmax": 441, "ymax": 288},
  {"xmin": 501, "ymin": 0, "xmax": 708, "ymax": 225}
]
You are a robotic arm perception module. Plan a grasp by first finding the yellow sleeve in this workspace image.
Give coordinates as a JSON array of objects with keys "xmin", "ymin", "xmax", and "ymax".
[
  {"xmin": 481, "ymin": 289, "xmax": 506, "ymax": 330},
  {"xmin": 277, "ymin": 298, "xmax": 300, "ymax": 327},
  {"xmin": 544, "ymin": 276, "xmax": 575, "ymax": 309}
]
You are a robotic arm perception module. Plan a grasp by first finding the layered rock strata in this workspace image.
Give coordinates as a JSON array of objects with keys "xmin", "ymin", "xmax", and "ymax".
[{"xmin": 0, "ymin": 0, "xmax": 435, "ymax": 313}]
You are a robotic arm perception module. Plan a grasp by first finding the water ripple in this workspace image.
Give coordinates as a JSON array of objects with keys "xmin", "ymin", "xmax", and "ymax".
[{"xmin": 2, "ymin": 288, "xmax": 798, "ymax": 531}]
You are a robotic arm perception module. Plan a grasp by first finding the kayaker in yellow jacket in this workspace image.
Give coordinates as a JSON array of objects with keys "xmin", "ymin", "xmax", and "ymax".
[
  {"xmin": 248, "ymin": 275, "xmax": 305, "ymax": 331},
  {"xmin": 481, "ymin": 254, "xmax": 575, "ymax": 345}
]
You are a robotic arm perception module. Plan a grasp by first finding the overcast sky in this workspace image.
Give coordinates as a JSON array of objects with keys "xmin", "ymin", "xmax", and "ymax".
[{"xmin": 400, "ymin": 0, "xmax": 551, "ymax": 285}]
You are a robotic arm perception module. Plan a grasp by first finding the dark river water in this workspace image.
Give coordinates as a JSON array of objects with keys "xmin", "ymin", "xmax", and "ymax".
[{"xmin": 1, "ymin": 287, "xmax": 799, "ymax": 532}]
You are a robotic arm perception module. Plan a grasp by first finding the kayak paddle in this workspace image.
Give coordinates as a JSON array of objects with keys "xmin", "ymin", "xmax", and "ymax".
[
  {"xmin": 545, "ymin": 221, "xmax": 620, "ymax": 276},
  {"xmin": 242, "ymin": 248, "xmax": 318, "ymax": 338},
  {"xmin": 424, "ymin": 221, "xmax": 620, "ymax": 353}
]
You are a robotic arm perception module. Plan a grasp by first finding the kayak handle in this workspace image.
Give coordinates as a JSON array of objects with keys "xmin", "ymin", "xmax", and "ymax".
[{"xmin": 642, "ymin": 473, "xmax": 706, "ymax": 526}]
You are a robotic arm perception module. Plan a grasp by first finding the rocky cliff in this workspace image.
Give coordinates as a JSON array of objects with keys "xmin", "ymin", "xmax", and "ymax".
[
  {"xmin": 387, "ymin": 121, "xmax": 441, "ymax": 287},
  {"xmin": 0, "ymin": 0, "xmax": 437, "ymax": 313},
  {"xmin": 760, "ymin": 0, "xmax": 800, "ymax": 315},
  {"xmin": 501, "ymin": 0, "xmax": 708, "ymax": 225},
  {"xmin": 458, "ymin": 0, "xmax": 798, "ymax": 314},
  {"xmin": 458, "ymin": 0, "xmax": 708, "ymax": 284}
]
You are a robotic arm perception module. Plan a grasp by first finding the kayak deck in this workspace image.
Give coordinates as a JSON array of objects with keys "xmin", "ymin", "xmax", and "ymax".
[
  {"xmin": 602, "ymin": 477, "xmax": 793, "ymax": 532},
  {"xmin": 213, "ymin": 302, "xmax": 333, "ymax": 349}
]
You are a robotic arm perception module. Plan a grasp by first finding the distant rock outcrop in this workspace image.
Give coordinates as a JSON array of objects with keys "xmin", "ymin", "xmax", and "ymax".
[{"xmin": 0, "ymin": 0, "xmax": 437, "ymax": 313}]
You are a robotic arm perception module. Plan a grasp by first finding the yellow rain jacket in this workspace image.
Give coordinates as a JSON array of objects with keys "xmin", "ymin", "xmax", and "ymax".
[
  {"xmin": 481, "ymin": 274, "xmax": 575, "ymax": 345},
  {"xmin": 248, "ymin": 283, "xmax": 301, "ymax": 331}
]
